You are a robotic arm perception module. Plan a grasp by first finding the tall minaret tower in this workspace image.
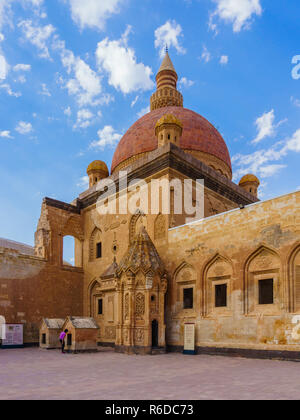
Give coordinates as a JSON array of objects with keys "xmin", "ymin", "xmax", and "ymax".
[{"xmin": 150, "ymin": 50, "xmax": 183, "ymax": 111}]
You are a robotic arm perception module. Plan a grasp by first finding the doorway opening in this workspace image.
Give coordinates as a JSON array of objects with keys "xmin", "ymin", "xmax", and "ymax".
[{"xmin": 152, "ymin": 320, "xmax": 158, "ymax": 348}]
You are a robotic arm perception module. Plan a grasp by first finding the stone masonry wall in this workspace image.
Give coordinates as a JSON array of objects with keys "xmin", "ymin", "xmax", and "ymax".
[
  {"xmin": 0, "ymin": 247, "xmax": 83, "ymax": 344},
  {"xmin": 158, "ymin": 191, "xmax": 300, "ymax": 353}
]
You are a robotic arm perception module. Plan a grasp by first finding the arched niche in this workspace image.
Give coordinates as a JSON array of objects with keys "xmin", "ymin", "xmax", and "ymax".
[
  {"xmin": 244, "ymin": 246, "xmax": 281, "ymax": 315},
  {"xmin": 89, "ymin": 227, "xmax": 102, "ymax": 261},
  {"xmin": 154, "ymin": 213, "xmax": 166, "ymax": 241},
  {"xmin": 173, "ymin": 262, "xmax": 197, "ymax": 314},
  {"xmin": 288, "ymin": 244, "xmax": 300, "ymax": 313},
  {"xmin": 87, "ymin": 279, "xmax": 101, "ymax": 318},
  {"xmin": 203, "ymin": 254, "xmax": 233, "ymax": 316},
  {"xmin": 129, "ymin": 211, "xmax": 146, "ymax": 244}
]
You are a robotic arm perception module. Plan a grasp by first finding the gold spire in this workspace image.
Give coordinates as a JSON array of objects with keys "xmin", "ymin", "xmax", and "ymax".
[{"xmin": 150, "ymin": 51, "xmax": 183, "ymax": 111}]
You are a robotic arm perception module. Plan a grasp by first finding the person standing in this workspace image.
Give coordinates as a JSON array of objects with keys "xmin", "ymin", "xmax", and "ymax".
[{"xmin": 59, "ymin": 329, "xmax": 68, "ymax": 353}]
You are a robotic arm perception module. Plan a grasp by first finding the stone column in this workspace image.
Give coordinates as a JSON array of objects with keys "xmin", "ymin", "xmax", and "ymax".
[{"xmin": 126, "ymin": 271, "xmax": 135, "ymax": 349}]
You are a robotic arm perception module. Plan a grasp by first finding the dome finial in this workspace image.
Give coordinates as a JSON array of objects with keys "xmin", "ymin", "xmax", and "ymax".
[{"xmin": 150, "ymin": 50, "xmax": 183, "ymax": 111}]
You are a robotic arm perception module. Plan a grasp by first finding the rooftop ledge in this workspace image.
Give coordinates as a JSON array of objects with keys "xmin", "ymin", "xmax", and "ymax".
[{"xmin": 169, "ymin": 189, "xmax": 300, "ymax": 232}]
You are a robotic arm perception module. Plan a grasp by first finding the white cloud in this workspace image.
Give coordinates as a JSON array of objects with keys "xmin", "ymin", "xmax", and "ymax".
[
  {"xmin": 13, "ymin": 64, "xmax": 31, "ymax": 72},
  {"xmin": 155, "ymin": 20, "xmax": 186, "ymax": 58},
  {"xmin": 15, "ymin": 121, "xmax": 33, "ymax": 135},
  {"xmin": 282, "ymin": 129, "xmax": 300, "ymax": 153},
  {"xmin": 131, "ymin": 95, "xmax": 139, "ymax": 108},
  {"xmin": 96, "ymin": 26, "xmax": 154, "ymax": 94},
  {"xmin": 64, "ymin": 106, "xmax": 72, "ymax": 116},
  {"xmin": 74, "ymin": 108, "xmax": 94, "ymax": 129},
  {"xmin": 0, "ymin": 54, "xmax": 9, "ymax": 79},
  {"xmin": 39, "ymin": 83, "xmax": 51, "ymax": 96},
  {"xmin": 0, "ymin": 130, "xmax": 12, "ymax": 139},
  {"xmin": 67, "ymin": 0, "xmax": 124, "ymax": 31},
  {"xmin": 53, "ymin": 36, "xmax": 104, "ymax": 107},
  {"xmin": 137, "ymin": 106, "xmax": 150, "ymax": 118},
  {"xmin": 18, "ymin": 20, "xmax": 55, "ymax": 59},
  {"xmin": 210, "ymin": 0, "xmax": 262, "ymax": 33},
  {"xmin": 259, "ymin": 164, "xmax": 286, "ymax": 178},
  {"xmin": 220, "ymin": 55, "xmax": 229, "ymax": 65},
  {"xmin": 90, "ymin": 125, "xmax": 122, "ymax": 150},
  {"xmin": 178, "ymin": 77, "xmax": 194, "ymax": 89},
  {"xmin": 0, "ymin": 83, "xmax": 21, "ymax": 97},
  {"xmin": 233, "ymin": 128, "xmax": 300, "ymax": 180},
  {"xmin": 291, "ymin": 96, "xmax": 300, "ymax": 108},
  {"xmin": 77, "ymin": 175, "xmax": 89, "ymax": 188},
  {"xmin": 15, "ymin": 75, "xmax": 26, "ymax": 83},
  {"xmin": 252, "ymin": 109, "xmax": 275, "ymax": 144},
  {"xmin": 201, "ymin": 46, "xmax": 211, "ymax": 63}
]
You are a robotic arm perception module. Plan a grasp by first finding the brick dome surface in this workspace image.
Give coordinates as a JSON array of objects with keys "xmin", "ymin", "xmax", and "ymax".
[{"xmin": 111, "ymin": 107, "xmax": 232, "ymax": 173}]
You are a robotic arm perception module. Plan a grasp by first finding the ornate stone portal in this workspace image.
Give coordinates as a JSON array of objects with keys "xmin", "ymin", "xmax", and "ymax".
[{"xmin": 112, "ymin": 226, "xmax": 168, "ymax": 354}]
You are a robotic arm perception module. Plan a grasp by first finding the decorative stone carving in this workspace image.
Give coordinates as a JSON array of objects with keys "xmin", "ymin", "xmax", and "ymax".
[
  {"xmin": 207, "ymin": 257, "xmax": 232, "ymax": 278},
  {"xmin": 249, "ymin": 250, "xmax": 279, "ymax": 272},
  {"xmin": 176, "ymin": 265, "xmax": 196, "ymax": 283},
  {"xmin": 135, "ymin": 328, "xmax": 144, "ymax": 343},
  {"xmin": 135, "ymin": 293, "xmax": 145, "ymax": 319},
  {"xmin": 105, "ymin": 326, "xmax": 116, "ymax": 339},
  {"xmin": 124, "ymin": 294, "xmax": 129, "ymax": 320},
  {"xmin": 154, "ymin": 214, "xmax": 166, "ymax": 240}
]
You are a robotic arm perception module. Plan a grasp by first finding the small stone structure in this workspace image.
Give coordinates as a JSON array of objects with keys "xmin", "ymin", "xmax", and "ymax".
[
  {"xmin": 62, "ymin": 316, "xmax": 99, "ymax": 353},
  {"xmin": 40, "ymin": 318, "xmax": 65, "ymax": 349}
]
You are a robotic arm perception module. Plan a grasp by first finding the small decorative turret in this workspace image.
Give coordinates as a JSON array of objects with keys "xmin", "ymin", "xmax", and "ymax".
[
  {"xmin": 155, "ymin": 114, "xmax": 183, "ymax": 147},
  {"xmin": 87, "ymin": 160, "xmax": 109, "ymax": 188},
  {"xmin": 150, "ymin": 51, "xmax": 183, "ymax": 111},
  {"xmin": 239, "ymin": 174, "xmax": 260, "ymax": 198}
]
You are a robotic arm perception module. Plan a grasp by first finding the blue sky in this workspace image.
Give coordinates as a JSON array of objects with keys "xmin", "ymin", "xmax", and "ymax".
[{"xmin": 0, "ymin": 0, "xmax": 300, "ymax": 249}]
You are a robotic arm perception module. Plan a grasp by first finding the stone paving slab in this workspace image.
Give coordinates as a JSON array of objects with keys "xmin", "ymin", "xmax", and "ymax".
[{"xmin": 1, "ymin": 348, "xmax": 300, "ymax": 400}]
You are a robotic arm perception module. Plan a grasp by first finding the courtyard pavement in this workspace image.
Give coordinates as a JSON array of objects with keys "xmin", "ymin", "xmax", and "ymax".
[{"xmin": 1, "ymin": 347, "xmax": 300, "ymax": 400}]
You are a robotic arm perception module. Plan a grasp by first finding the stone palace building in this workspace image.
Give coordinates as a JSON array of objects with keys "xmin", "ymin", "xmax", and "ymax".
[{"xmin": 1, "ymin": 52, "xmax": 300, "ymax": 358}]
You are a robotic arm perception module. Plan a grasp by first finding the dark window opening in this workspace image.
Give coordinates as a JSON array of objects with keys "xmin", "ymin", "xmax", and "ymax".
[
  {"xmin": 98, "ymin": 299, "xmax": 103, "ymax": 315},
  {"xmin": 168, "ymin": 134, "xmax": 170, "ymax": 140},
  {"xmin": 215, "ymin": 284, "xmax": 227, "ymax": 308},
  {"xmin": 42, "ymin": 333, "xmax": 46, "ymax": 344},
  {"xmin": 151, "ymin": 295, "xmax": 155, "ymax": 302},
  {"xmin": 67, "ymin": 334, "xmax": 72, "ymax": 346},
  {"xmin": 96, "ymin": 242, "xmax": 102, "ymax": 259},
  {"xmin": 113, "ymin": 245, "xmax": 117, "ymax": 252},
  {"xmin": 259, "ymin": 279, "xmax": 274, "ymax": 305},
  {"xmin": 183, "ymin": 288, "xmax": 193, "ymax": 309}
]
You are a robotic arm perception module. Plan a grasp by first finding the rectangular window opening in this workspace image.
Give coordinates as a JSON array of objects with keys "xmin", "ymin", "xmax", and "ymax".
[
  {"xmin": 42, "ymin": 333, "xmax": 46, "ymax": 345},
  {"xmin": 96, "ymin": 242, "xmax": 102, "ymax": 259},
  {"xmin": 98, "ymin": 299, "xmax": 103, "ymax": 315},
  {"xmin": 215, "ymin": 284, "xmax": 227, "ymax": 308},
  {"xmin": 183, "ymin": 288, "xmax": 194, "ymax": 309},
  {"xmin": 259, "ymin": 279, "xmax": 274, "ymax": 305}
]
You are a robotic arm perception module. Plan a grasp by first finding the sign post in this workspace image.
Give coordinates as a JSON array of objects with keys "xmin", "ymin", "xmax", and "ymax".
[{"xmin": 183, "ymin": 323, "xmax": 196, "ymax": 355}]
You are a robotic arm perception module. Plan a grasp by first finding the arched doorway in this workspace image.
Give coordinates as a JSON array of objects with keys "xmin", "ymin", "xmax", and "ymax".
[{"xmin": 152, "ymin": 320, "xmax": 158, "ymax": 348}]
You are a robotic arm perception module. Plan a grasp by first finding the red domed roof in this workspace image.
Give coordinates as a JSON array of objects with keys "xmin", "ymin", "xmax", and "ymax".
[{"xmin": 111, "ymin": 106, "xmax": 232, "ymax": 173}]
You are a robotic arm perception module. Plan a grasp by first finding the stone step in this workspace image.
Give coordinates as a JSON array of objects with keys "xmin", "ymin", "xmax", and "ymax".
[{"xmin": 151, "ymin": 347, "xmax": 166, "ymax": 355}]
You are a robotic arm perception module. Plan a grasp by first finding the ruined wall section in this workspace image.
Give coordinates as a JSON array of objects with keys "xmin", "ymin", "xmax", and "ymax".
[{"xmin": 0, "ymin": 198, "xmax": 84, "ymax": 344}]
